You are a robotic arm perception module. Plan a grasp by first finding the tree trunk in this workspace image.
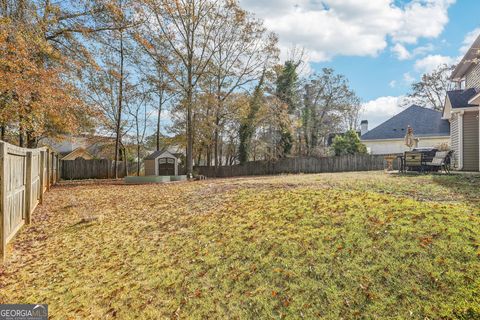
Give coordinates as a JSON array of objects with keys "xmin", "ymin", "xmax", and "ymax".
[
  {"xmin": 26, "ymin": 131, "xmax": 36, "ymax": 148},
  {"xmin": 186, "ymin": 73, "xmax": 194, "ymax": 176},
  {"xmin": 214, "ymin": 113, "xmax": 220, "ymax": 168},
  {"xmin": 19, "ymin": 124, "xmax": 24, "ymax": 147},
  {"xmin": 156, "ymin": 89, "xmax": 163, "ymax": 151},
  {"xmin": 219, "ymin": 141, "xmax": 223, "ymax": 166},
  {"xmin": 206, "ymin": 144, "xmax": 212, "ymax": 167},
  {"xmin": 197, "ymin": 146, "xmax": 202, "ymax": 166},
  {"xmin": 137, "ymin": 144, "xmax": 141, "ymax": 176},
  {"xmin": 114, "ymin": 30, "xmax": 124, "ymax": 179},
  {"xmin": 0, "ymin": 124, "xmax": 5, "ymax": 141},
  {"xmin": 120, "ymin": 145, "xmax": 128, "ymax": 177}
]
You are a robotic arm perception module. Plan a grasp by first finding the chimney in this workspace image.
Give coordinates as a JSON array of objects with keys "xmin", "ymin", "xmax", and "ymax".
[{"xmin": 360, "ymin": 120, "xmax": 368, "ymax": 136}]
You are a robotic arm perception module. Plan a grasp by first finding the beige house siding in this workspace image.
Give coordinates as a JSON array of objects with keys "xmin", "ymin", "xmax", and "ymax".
[
  {"xmin": 450, "ymin": 114, "xmax": 460, "ymax": 168},
  {"xmin": 144, "ymin": 159, "xmax": 156, "ymax": 175},
  {"xmin": 363, "ymin": 136, "xmax": 450, "ymax": 155},
  {"xmin": 462, "ymin": 111, "xmax": 479, "ymax": 171},
  {"xmin": 466, "ymin": 63, "xmax": 480, "ymax": 89}
]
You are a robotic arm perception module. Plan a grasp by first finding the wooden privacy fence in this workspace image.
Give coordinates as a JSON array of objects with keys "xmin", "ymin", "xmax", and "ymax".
[
  {"xmin": 0, "ymin": 141, "xmax": 59, "ymax": 261},
  {"xmin": 60, "ymin": 158, "xmax": 131, "ymax": 180},
  {"xmin": 195, "ymin": 154, "xmax": 395, "ymax": 178}
]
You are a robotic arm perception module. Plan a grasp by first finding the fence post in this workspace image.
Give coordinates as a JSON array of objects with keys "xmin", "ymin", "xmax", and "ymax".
[
  {"xmin": 25, "ymin": 151, "xmax": 33, "ymax": 225},
  {"xmin": 39, "ymin": 150, "xmax": 45, "ymax": 204},
  {"xmin": 45, "ymin": 150, "xmax": 50, "ymax": 191},
  {"xmin": 49, "ymin": 151, "xmax": 54, "ymax": 185},
  {"xmin": 56, "ymin": 155, "xmax": 60, "ymax": 182},
  {"xmin": 0, "ymin": 142, "xmax": 7, "ymax": 262},
  {"xmin": 58, "ymin": 158, "xmax": 62, "ymax": 181}
]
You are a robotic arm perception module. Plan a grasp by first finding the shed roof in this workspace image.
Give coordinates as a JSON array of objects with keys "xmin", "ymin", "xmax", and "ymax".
[
  {"xmin": 144, "ymin": 149, "xmax": 179, "ymax": 160},
  {"xmin": 361, "ymin": 105, "xmax": 450, "ymax": 141}
]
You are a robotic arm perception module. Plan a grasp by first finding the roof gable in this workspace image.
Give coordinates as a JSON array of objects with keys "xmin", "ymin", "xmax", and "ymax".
[
  {"xmin": 61, "ymin": 147, "xmax": 94, "ymax": 160},
  {"xmin": 144, "ymin": 149, "xmax": 178, "ymax": 160},
  {"xmin": 361, "ymin": 105, "xmax": 450, "ymax": 141},
  {"xmin": 442, "ymin": 94, "xmax": 452, "ymax": 119},
  {"xmin": 451, "ymin": 34, "xmax": 480, "ymax": 81},
  {"xmin": 446, "ymin": 88, "xmax": 480, "ymax": 109}
]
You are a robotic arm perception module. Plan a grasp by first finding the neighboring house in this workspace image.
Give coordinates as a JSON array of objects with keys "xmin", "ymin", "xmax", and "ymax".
[
  {"xmin": 39, "ymin": 135, "xmax": 117, "ymax": 160},
  {"xmin": 442, "ymin": 34, "xmax": 480, "ymax": 171},
  {"xmin": 60, "ymin": 147, "xmax": 94, "ymax": 160},
  {"xmin": 361, "ymin": 105, "xmax": 450, "ymax": 155}
]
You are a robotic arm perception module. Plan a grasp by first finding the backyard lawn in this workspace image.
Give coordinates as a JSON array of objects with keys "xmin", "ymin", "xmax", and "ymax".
[{"xmin": 0, "ymin": 172, "xmax": 479, "ymax": 319}]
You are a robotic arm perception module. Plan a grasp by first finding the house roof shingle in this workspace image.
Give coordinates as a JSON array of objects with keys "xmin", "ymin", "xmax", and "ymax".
[
  {"xmin": 361, "ymin": 105, "xmax": 450, "ymax": 141},
  {"xmin": 446, "ymin": 88, "xmax": 480, "ymax": 108},
  {"xmin": 144, "ymin": 149, "xmax": 182, "ymax": 160},
  {"xmin": 144, "ymin": 150, "xmax": 168, "ymax": 160}
]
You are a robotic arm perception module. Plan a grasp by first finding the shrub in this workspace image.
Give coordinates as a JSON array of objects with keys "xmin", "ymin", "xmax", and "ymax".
[{"xmin": 331, "ymin": 130, "xmax": 367, "ymax": 156}]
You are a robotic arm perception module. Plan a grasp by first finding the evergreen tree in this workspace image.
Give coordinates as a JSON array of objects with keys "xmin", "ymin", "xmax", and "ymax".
[
  {"xmin": 275, "ymin": 60, "xmax": 300, "ymax": 156},
  {"xmin": 276, "ymin": 61, "xmax": 300, "ymax": 113},
  {"xmin": 238, "ymin": 73, "xmax": 265, "ymax": 164},
  {"xmin": 331, "ymin": 130, "xmax": 367, "ymax": 156}
]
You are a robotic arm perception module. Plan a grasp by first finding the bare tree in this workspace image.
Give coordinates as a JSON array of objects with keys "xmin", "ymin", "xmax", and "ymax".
[
  {"xmin": 302, "ymin": 68, "xmax": 358, "ymax": 155},
  {"xmin": 149, "ymin": 64, "xmax": 176, "ymax": 151},
  {"xmin": 340, "ymin": 99, "xmax": 363, "ymax": 131},
  {"xmin": 138, "ymin": 0, "xmax": 225, "ymax": 176},
  {"xmin": 404, "ymin": 64, "xmax": 455, "ymax": 111},
  {"xmin": 125, "ymin": 84, "xmax": 151, "ymax": 175},
  {"xmin": 87, "ymin": 0, "xmax": 140, "ymax": 178},
  {"xmin": 206, "ymin": 3, "xmax": 278, "ymax": 167}
]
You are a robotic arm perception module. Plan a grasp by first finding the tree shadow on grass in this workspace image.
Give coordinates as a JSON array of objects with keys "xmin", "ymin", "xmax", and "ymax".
[
  {"xmin": 55, "ymin": 179, "xmax": 127, "ymax": 190},
  {"xmin": 431, "ymin": 173, "xmax": 480, "ymax": 209},
  {"xmin": 391, "ymin": 172, "xmax": 480, "ymax": 209}
]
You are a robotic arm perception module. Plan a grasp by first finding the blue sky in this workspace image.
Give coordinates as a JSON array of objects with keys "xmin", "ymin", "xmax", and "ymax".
[{"xmin": 240, "ymin": 0, "xmax": 480, "ymax": 129}]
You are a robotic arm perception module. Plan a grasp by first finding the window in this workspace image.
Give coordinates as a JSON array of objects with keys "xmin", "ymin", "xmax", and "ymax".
[{"xmin": 158, "ymin": 158, "xmax": 174, "ymax": 164}]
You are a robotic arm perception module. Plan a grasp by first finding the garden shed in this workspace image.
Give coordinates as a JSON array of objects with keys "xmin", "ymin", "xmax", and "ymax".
[{"xmin": 144, "ymin": 150, "xmax": 180, "ymax": 176}]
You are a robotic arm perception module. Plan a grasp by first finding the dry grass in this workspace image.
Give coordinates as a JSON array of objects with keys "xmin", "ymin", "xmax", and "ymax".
[{"xmin": 0, "ymin": 172, "xmax": 479, "ymax": 319}]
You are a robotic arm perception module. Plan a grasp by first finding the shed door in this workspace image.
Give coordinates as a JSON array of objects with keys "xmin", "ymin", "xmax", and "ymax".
[
  {"xmin": 158, "ymin": 158, "xmax": 175, "ymax": 176},
  {"xmin": 463, "ymin": 111, "xmax": 479, "ymax": 171}
]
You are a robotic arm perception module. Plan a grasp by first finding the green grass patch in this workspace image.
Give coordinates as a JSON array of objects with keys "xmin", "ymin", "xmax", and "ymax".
[{"xmin": 0, "ymin": 172, "xmax": 479, "ymax": 319}]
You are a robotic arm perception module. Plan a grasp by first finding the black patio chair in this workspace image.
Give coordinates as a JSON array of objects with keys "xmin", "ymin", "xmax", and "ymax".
[{"xmin": 425, "ymin": 150, "xmax": 453, "ymax": 174}]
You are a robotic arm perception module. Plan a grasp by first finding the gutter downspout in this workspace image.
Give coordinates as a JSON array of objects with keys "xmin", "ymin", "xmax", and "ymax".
[{"xmin": 458, "ymin": 110, "xmax": 464, "ymax": 170}]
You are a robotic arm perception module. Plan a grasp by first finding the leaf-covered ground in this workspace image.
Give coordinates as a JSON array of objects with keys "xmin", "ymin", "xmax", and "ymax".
[{"xmin": 1, "ymin": 172, "xmax": 479, "ymax": 319}]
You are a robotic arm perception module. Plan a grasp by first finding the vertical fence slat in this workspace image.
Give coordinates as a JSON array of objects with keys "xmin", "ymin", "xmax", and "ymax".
[
  {"xmin": 39, "ymin": 150, "xmax": 45, "ymax": 204},
  {"xmin": 194, "ymin": 154, "xmax": 392, "ymax": 178},
  {"xmin": 25, "ymin": 151, "xmax": 32, "ymax": 224},
  {"xmin": 0, "ymin": 142, "xmax": 56, "ymax": 263},
  {"xmin": 60, "ymin": 159, "xmax": 130, "ymax": 180},
  {"xmin": 0, "ymin": 142, "xmax": 7, "ymax": 262}
]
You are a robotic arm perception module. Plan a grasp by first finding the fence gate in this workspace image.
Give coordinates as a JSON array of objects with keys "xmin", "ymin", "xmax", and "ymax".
[
  {"xmin": 1, "ymin": 142, "xmax": 58, "ymax": 262},
  {"xmin": 2, "ymin": 144, "xmax": 27, "ymax": 243}
]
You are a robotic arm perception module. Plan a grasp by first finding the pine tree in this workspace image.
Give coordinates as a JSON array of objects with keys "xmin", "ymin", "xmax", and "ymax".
[
  {"xmin": 275, "ymin": 60, "xmax": 300, "ymax": 156},
  {"xmin": 238, "ymin": 73, "xmax": 265, "ymax": 164}
]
